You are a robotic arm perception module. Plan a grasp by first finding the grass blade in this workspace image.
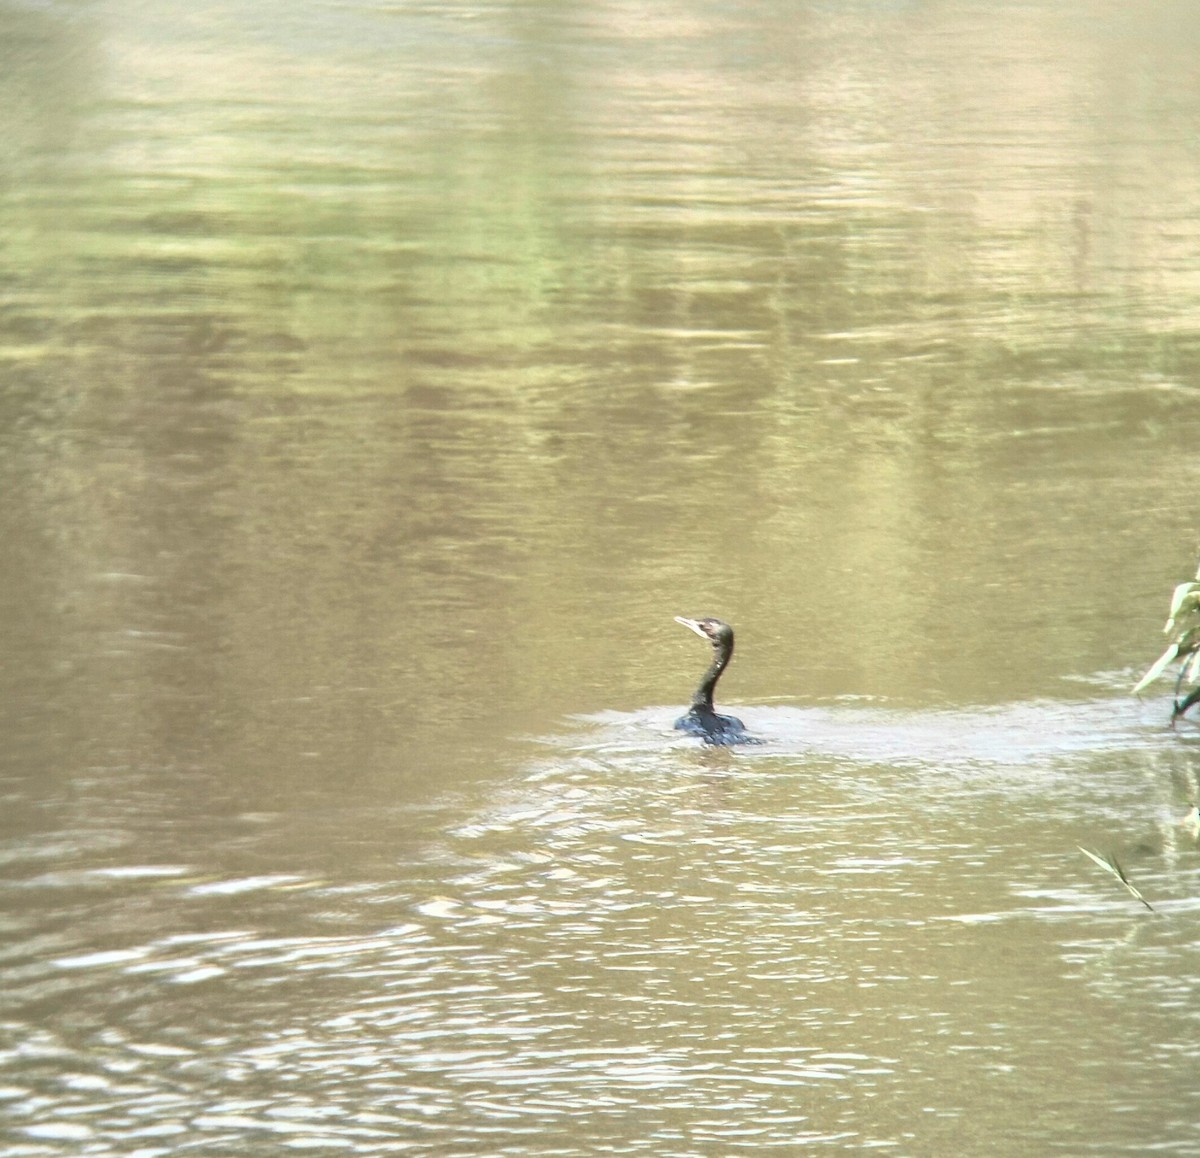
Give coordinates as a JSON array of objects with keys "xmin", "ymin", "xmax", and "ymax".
[
  {"xmin": 1133, "ymin": 642, "xmax": 1181, "ymax": 694},
  {"xmin": 1077, "ymin": 846, "xmax": 1156, "ymax": 912}
]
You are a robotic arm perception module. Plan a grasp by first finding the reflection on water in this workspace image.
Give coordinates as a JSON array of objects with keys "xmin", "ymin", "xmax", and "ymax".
[{"xmin": 4, "ymin": 0, "xmax": 1200, "ymax": 1153}]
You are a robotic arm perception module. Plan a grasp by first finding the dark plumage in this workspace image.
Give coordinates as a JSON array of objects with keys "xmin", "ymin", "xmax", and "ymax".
[{"xmin": 673, "ymin": 616, "xmax": 757, "ymax": 745}]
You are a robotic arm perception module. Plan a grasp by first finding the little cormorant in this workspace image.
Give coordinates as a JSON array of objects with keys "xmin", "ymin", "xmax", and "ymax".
[{"xmin": 673, "ymin": 616, "xmax": 756, "ymax": 745}]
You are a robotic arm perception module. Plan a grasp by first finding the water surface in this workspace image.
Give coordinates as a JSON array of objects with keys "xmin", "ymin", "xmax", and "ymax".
[{"xmin": 3, "ymin": 1, "xmax": 1200, "ymax": 1153}]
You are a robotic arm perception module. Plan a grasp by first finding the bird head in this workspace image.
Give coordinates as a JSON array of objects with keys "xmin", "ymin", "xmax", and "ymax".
[{"xmin": 674, "ymin": 616, "xmax": 734, "ymax": 650}]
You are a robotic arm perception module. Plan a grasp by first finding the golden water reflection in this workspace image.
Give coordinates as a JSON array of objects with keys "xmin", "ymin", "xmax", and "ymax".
[{"xmin": 2, "ymin": 1, "xmax": 1200, "ymax": 1153}]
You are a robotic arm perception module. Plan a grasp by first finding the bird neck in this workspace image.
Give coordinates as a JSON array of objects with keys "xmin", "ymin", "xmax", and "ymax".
[{"xmin": 691, "ymin": 642, "xmax": 732, "ymax": 710}]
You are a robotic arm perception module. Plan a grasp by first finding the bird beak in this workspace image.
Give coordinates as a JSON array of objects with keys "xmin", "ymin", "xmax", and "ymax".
[{"xmin": 674, "ymin": 616, "xmax": 708, "ymax": 639}]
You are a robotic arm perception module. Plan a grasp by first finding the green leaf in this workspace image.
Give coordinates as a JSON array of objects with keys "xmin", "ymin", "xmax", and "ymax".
[
  {"xmin": 1133, "ymin": 642, "xmax": 1181, "ymax": 693},
  {"xmin": 1178, "ymin": 626, "xmax": 1200, "ymax": 655},
  {"xmin": 1167, "ymin": 581, "xmax": 1200, "ymax": 620},
  {"xmin": 1077, "ymin": 847, "xmax": 1155, "ymax": 912},
  {"xmin": 1165, "ymin": 587, "xmax": 1200, "ymax": 635}
]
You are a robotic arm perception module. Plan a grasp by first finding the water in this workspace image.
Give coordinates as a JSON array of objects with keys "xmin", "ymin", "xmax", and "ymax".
[{"xmin": 4, "ymin": 0, "xmax": 1200, "ymax": 1153}]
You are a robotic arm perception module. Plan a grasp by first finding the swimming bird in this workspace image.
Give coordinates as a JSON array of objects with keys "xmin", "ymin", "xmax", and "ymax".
[{"xmin": 674, "ymin": 616, "xmax": 757, "ymax": 745}]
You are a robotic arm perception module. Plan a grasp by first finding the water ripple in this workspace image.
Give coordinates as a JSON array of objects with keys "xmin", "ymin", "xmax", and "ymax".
[{"xmin": 1, "ymin": 694, "xmax": 1197, "ymax": 1153}]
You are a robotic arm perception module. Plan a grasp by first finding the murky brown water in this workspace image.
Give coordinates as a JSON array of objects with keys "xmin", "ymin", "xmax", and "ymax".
[{"xmin": 4, "ymin": 1, "xmax": 1200, "ymax": 1153}]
